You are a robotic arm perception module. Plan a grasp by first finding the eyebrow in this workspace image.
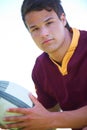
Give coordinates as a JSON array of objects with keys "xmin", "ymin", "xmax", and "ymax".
[{"xmin": 29, "ymin": 17, "xmax": 54, "ymax": 29}]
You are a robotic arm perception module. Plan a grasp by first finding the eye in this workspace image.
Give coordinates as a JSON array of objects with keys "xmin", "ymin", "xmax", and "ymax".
[
  {"xmin": 31, "ymin": 27, "xmax": 39, "ymax": 32},
  {"xmin": 46, "ymin": 21, "xmax": 54, "ymax": 25}
]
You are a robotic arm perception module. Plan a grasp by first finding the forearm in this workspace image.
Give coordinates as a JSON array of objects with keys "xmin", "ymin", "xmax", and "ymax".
[{"xmin": 49, "ymin": 105, "xmax": 87, "ymax": 129}]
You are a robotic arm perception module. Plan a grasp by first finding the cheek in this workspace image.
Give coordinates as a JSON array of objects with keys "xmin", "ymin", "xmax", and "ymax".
[
  {"xmin": 31, "ymin": 35, "xmax": 40, "ymax": 47},
  {"xmin": 54, "ymin": 30, "xmax": 65, "ymax": 46},
  {"xmin": 31, "ymin": 34, "xmax": 39, "ymax": 43},
  {"xmin": 55, "ymin": 25, "xmax": 65, "ymax": 39}
]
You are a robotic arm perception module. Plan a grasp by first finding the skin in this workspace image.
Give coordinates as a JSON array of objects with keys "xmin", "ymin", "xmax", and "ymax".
[
  {"xmin": 25, "ymin": 9, "xmax": 72, "ymax": 63},
  {"xmin": 2, "ymin": 94, "xmax": 87, "ymax": 130},
  {"xmin": 1, "ymin": 10, "xmax": 87, "ymax": 130}
]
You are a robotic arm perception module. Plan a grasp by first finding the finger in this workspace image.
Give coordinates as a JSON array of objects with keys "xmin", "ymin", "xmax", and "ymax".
[
  {"xmin": 23, "ymin": 128, "xmax": 39, "ymax": 130},
  {"xmin": 6, "ymin": 107, "xmax": 30, "ymax": 114},
  {"xmin": 0, "ymin": 124, "xmax": 7, "ymax": 129},
  {"xmin": 4, "ymin": 115, "xmax": 29, "ymax": 122},
  {"xmin": 4, "ymin": 121, "xmax": 30, "ymax": 129},
  {"xmin": 29, "ymin": 93, "xmax": 40, "ymax": 106}
]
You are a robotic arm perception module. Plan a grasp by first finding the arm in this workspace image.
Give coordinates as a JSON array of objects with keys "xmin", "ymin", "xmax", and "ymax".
[
  {"xmin": 3, "ymin": 94, "xmax": 87, "ymax": 130},
  {"xmin": 47, "ymin": 104, "xmax": 87, "ymax": 129},
  {"xmin": 50, "ymin": 105, "xmax": 87, "ymax": 129},
  {"xmin": 48, "ymin": 104, "xmax": 61, "ymax": 130}
]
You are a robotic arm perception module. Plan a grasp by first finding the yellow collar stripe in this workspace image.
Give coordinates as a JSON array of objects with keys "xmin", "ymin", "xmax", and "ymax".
[{"xmin": 51, "ymin": 28, "xmax": 80, "ymax": 75}]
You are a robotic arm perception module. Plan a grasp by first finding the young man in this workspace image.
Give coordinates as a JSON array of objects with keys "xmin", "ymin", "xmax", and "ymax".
[{"xmin": 1, "ymin": 0, "xmax": 87, "ymax": 130}]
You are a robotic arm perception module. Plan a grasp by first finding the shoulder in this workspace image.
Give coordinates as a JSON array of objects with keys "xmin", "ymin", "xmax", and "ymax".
[
  {"xmin": 36, "ymin": 52, "xmax": 50, "ymax": 62},
  {"xmin": 77, "ymin": 30, "xmax": 87, "ymax": 48},
  {"xmin": 32, "ymin": 52, "xmax": 51, "ymax": 76},
  {"xmin": 32, "ymin": 52, "xmax": 55, "ymax": 86},
  {"xmin": 80, "ymin": 29, "xmax": 87, "ymax": 34},
  {"xmin": 33, "ymin": 52, "xmax": 51, "ymax": 70},
  {"xmin": 32, "ymin": 52, "xmax": 57, "ymax": 80},
  {"xmin": 79, "ymin": 30, "xmax": 87, "ymax": 40},
  {"xmin": 74, "ymin": 29, "xmax": 87, "ymax": 61}
]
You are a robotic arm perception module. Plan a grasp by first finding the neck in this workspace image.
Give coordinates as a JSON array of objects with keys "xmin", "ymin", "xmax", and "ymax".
[{"xmin": 49, "ymin": 28, "xmax": 73, "ymax": 64}]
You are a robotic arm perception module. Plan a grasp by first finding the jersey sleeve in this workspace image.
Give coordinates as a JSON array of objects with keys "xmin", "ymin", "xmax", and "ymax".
[{"xmin": 32, "ymin": 56, "xmax": 57, "ymax": 109}]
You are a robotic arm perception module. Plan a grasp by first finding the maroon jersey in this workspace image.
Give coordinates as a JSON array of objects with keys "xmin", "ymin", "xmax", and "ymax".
[{"xmin": 32, "ymin": 29, "xmax": 87, "ymax": 111}]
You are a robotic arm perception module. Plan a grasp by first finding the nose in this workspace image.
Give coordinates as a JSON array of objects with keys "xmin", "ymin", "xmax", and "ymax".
[{"xmin": 40, "ymin": 27, "xmax": 49, "ymax": 37}]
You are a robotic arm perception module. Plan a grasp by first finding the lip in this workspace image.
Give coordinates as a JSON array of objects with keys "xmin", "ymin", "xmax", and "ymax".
[{"xmin": 42, "ymin": 39, "xmax": 53, "ymax": 44}]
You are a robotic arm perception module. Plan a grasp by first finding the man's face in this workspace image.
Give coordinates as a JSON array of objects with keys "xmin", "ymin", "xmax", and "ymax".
[{"xmin": 25, "ymin": 9, "xmax": 67, "ymax": 55}]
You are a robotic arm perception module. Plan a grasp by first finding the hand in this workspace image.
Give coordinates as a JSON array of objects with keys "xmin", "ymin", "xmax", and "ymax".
[
  {"xmin": 3, "ymin": 94, "xmax": 54, "ymax": 130},
  {"xmin": 0, "ymin": 124, "xmax": 7, "ymax": 129},
  {"xmin": 82, "ymin": 127, "xmax": 87, "ymax": 130}
]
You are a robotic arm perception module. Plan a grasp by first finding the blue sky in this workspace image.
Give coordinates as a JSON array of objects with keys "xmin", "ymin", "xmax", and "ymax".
[{"xmin": 0, "ymin": 0, "xmax": 87, "ymax": 94}]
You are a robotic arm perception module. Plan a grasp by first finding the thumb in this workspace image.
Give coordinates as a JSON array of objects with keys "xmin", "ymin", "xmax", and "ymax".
[{"xmin": 29, "ymin": 93, "xmax": 40, "ymax": 106}]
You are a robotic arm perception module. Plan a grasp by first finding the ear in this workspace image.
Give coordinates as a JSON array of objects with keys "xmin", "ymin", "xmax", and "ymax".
[{"xmin": 60, "ymin": 13, "xmax": 67, "ymax": 27}]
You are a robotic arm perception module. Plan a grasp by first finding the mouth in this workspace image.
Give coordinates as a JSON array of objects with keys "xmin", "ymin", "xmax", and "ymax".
[{"xmin": 42, "ymin": 39, "xmax": 54, "ymax": 44}]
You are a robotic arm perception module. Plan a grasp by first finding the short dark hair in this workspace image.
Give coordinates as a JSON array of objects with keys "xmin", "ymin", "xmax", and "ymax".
[{"xmin": 21, "ymin": 0, "xmax": 70, "ymax": 30}]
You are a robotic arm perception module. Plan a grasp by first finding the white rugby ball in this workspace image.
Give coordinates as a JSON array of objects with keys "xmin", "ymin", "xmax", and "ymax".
[{"xmin": 0, "ymin": 80, "xmax": 33, "ymax": 129}]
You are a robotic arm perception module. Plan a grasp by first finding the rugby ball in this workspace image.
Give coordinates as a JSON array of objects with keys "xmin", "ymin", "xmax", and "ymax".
[{"xmin": 0, "ymin": 80, "xmax": 33, "ymax": 128}]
